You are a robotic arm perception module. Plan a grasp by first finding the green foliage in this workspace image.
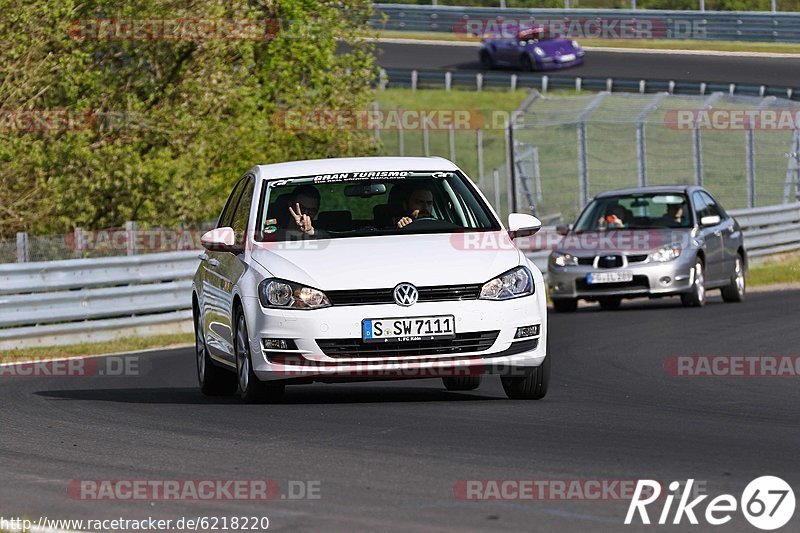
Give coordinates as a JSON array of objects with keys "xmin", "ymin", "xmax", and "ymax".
[{"xmin": 0, "ymin": 0, "xmax": 379, "ymax": 236}]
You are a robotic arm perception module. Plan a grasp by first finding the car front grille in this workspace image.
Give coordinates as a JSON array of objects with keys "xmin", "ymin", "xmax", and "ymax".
[
  {"xmin": 316, "ymin": 330, "xmax": 500, "ymax": 358},
  {"xmin": 326, "ymin": 284, "xmax": 482, "ymax": 306}
]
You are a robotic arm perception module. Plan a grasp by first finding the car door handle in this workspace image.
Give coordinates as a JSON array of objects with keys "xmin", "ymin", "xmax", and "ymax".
[{"xmin": 199, "ymin": 253, "xmax": 220, "ymax": 267}]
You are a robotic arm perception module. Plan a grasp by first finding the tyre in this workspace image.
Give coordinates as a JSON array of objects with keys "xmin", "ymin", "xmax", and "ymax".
[
  {"xmin": 479, "ymin": 50, "xmax": 494, "ymax": 70},
  {"xmin": 520, "ymin": 55, "xmax": 534, "ymax": 72},
  {"xmin": 194, "ymin": 307, "xmax": 237, "ymax": 396},
  {"xmin": 681, "ymin": 257, "xmax": 706, "ymax": 307},
  {"xmin": 552, "ymin": 298, "xmax": 577, "ymax": 313},
  {"xmin": 598, "ymin": 297, "xmax": 622, "ymax": 310},
  {"xmin": 501, "ymin": 347, "xmax": 550, "ymax": 400},
  {"xmin": 721, "ymin": 254, "xmax": 745, "ymax": 303},
  {"xmin": 442, "ymin": 376, "xmax": 482, "ymax": 391},
  {"xmin": 235, "ymin": 308, "xmax": 285, "ymax": 404}
]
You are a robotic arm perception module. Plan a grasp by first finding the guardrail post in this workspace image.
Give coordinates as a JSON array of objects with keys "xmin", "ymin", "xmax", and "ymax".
[
  {"xmin": 378, "ymin": 69, "xmax": 387, "ymax": 91},
  {"xmin": 126, "ymin": 221, "xmax": 137, "ymax": 256},
  {"xmin": 477, "ymin": 128, "xmax": 484, "ymax": 183},
  {"xmin": 699, "ymin": 0, "xmax": 705, "ymax": 12},
  {"xmin": 411, "ymin": 70, "xmax": 418, "ymax": 92},
  {"xmin": 16, "ymin": 232, "xmax": 29, "ymax": 263},
  {"xmin": 576, "ymin": 77, "xmax": 582, "ymax": 92},
  {"xmin": 639, "ymin": 80, "xmax": 645, "ymax": 94},
  {"xmin": 74, "ymin": 227, "xmax": 86, "ymax": 255},
  {"xmin": 510, "ymin": 74, "xmax": 517, "ymax": 92},
  {"xmin": 606, "ymin": 78, "xmax": 613, "ymax": 92},
  {"xmin": 445, "ymin": 71, "xmax": 451, "ymax": 92},
  {"xmin": 542, "ymin": 75, "xmax": 548, "ymax": 94},
  {"xmin": 476, "ymin": 73, "xmax": 483, "ymax": 92}
]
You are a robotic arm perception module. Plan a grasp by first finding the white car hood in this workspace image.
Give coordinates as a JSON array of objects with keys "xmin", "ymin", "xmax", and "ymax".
[{"xmin": 250, "ymin": 232, "xmax": 521, "ymax": 290}]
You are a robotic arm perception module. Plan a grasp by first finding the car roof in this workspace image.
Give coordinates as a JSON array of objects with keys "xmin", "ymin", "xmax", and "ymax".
[
  {"xmin": 594, "ymin": 185, "xmax": 701, "ymax": 199},
  {"xmin": 252, "ymin": 156, "xmax": 458, "ymax": 181}
]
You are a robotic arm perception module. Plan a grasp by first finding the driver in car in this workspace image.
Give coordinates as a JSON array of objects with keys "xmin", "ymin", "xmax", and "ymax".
[
  {"xmin": 287, "ymin": 185, "xmax": 321, "ymax": 236},
  {"xmin": 396, "ymin": 185, "xmax": 434, "ymax": 229}
]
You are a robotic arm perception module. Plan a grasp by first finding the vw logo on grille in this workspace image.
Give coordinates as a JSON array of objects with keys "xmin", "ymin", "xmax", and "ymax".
[
  {"xmin": 604, "ymin": 255, "xmax": 617, "ymax": 261},
  {"xmin": 393, "ymin": 283, "xmax": 418, "ymax": 306}
]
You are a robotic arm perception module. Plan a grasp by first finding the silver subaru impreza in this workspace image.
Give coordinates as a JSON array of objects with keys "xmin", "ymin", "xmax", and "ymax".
[{"xmin": 548, "ymin": 186, "xmax": 746, "ymax": 312}]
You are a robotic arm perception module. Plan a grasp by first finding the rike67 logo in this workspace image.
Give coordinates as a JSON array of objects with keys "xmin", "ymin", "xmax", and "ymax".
[{"xmin": 625, "ymin": 477, "xmax": 795, "ymax": 530}]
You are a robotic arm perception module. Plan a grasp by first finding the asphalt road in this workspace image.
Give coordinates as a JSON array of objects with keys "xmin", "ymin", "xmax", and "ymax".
[
  {"xmin": 1, "ymin": 289, "xmax": 798, "ymax": 531},
  {"xmin": 376, "ymin": 41, "xmax": 800, "ymax": 87}
]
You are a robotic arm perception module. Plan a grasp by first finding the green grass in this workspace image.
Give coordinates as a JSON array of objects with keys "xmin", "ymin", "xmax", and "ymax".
[
  {"xmin": 748, "ymin": 255, "xmax": 800, "ymax": 286},
  {"xmin": 0, "ymin": 332, "xmax": 193, "ymax": 362},
  {"xmin": 376, "ymin": 30, "xmax": 800, "ymax": 55}
]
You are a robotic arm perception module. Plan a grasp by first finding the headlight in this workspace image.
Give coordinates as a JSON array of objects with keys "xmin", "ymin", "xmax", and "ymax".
[
  {"xmin": 550, "ymin": 251, "xmax": 579, "ymax": 267},
  {"xmin": 649, "ymin": 243, "xmax": 682, "ymax": 262},
  {"xmin": 258, "ymin": 279, "xmax": 331, "ymax": 309},
  {"xmin": 533, "ymin": 47, "xmax": 545, "ymax": 57},
  {"xmin": 572, "ymin": 40, "xmax": 580, "ymax": 49},
  {"xmin": 480, "ymin": 266, "xmax": 534, "ymax": 300}
]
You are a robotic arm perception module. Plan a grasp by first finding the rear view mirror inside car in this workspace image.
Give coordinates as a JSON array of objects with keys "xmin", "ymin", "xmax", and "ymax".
[{"xmin": 344, "ymin": 183, "xmax": 387, "ymax": 198}]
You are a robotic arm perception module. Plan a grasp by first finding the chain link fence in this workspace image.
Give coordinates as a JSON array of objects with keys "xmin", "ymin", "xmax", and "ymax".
[{"xmin": 509, "ymin": 91, "xmax": 800, "ymax": 223}]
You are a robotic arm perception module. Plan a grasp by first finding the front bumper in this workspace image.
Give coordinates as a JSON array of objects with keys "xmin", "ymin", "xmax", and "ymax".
[
  {"xmin": 240, "ymin": 284, "xmax": 548, "ymax": 382},
  {"xmin": 548, "ymin": 255, "xmax": 695, "ymax": 301},
  {"xmin": 536, "ymin": 56, "xmax": 584, "ymax": 71}
]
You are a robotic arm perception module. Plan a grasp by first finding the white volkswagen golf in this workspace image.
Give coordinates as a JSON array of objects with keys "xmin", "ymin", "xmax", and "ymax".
[{"xmin": 192, "ymin": 157, "xmax": 549, "ymax": 402}]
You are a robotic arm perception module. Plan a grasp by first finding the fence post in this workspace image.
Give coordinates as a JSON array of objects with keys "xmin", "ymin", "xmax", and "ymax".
[
  {"xmin": 373, "ymin": 101, "xmax": 380, "ymax": 141},
  {"xmin": 693, "ymin": 93, "xmax": 723, "ymax": 187},
  {"xmin": 699, "ymin": 0, "xmax": 705, "ymax": 11},
  {"xmin": 126, "ymin": 220, "xmax": 137, "ymax": 256},
  {"xmin": 423, "ymin": 118, "xmax": 430, "ymax": 156},
  {"xmin": 745, "ymin": 125, "xmax": 755, "ymax": 208},
  {"xmin": 785, "ymin": 129, "xmax": 800, "ymax": 203},
  {"xmin": 398, "ymin": 107, "xmax": 405, "ymax": 157},
  {"xmin": 532, "ymin": 145, "xmax": 543, "ymax": 203},
  {"xmin": 74, "ymin": 227, "xmax": 86, "ymax": 256},
  {"xmin": 378, "ymin": 69, "xmax": 387, "ymax": 91},
  {"xmin": 449, "ymin": 123, "xmax": 456, "ymax": 162},
  {"xmin": 477, "ymin": 128, "xmax": 484, "ymax": 183},
  {"xmin": 576, "ymin": 92, "xmax": 609, "ymax": 208},
  {"xmin": 16, "ymin": 232, "xmax": 29, "ymax": 263},
  {"xmin": 493, "ymin": 169, "xmax": 502, "ymax": 214},
  {"xmin": 636, "ymin": 93, "xmax": 667, "ymax": 188},
  {"xmin": 507, "ymin": 121, "xmax": 516, "ymax": 214}
]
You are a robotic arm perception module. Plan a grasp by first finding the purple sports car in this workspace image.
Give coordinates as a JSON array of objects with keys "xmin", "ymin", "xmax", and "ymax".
[{"xmin": 479, "ymin": 28, "xmax": 584, "ymax": 71}]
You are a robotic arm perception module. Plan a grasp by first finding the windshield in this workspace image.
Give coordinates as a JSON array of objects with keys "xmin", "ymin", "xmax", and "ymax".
[
  {"xmin": 255, "ymin": 171, "xmax": 500, "ymax": 241},
  {"xmin": 573, "ymin": 193, "xmax": 692, "ymax": 231}
]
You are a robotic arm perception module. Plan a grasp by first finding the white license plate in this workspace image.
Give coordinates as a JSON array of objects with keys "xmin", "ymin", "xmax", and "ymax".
[
  {"xmin": 362, "ymin": 315, "xmax": 455, "ymax": 343},
  {"xmin": 587, "ymin": 271, "xmax": 633, "ymax": 284},
  {"xmin": 558, "ymin": 54, "xmax": 576, "ymax": 62}
]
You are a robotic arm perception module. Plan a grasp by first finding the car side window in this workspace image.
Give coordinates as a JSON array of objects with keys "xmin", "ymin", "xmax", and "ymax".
[
  {"xmin": 231, "ymin": 177, "xmax": 254, "ymax": 245},
  {"xmin": 699, "ymin": 192, "xmax": 723, "ymax": 219},
  {"xmin": 218, "ymin": 178, "xmax": 246, "ymax": 229}
]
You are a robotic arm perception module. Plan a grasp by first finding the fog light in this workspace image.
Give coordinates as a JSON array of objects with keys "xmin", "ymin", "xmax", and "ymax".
[
  {"xmin": 515, "ymin": 324, "xmax": 540, "ymax": 339},
  {"xmin": 262, "ymin": 338, "xmax": 290, "ymax": 350},
  {"xmin": 659, "ymin": 276, "xmax": 671, "ymax": 285}
]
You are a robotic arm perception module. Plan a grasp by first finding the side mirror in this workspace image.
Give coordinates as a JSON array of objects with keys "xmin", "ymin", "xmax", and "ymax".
[
  {"xmin": 508, "ymin": 213, "xmax": 541, "ymax": 239},
  {"xmin": 555, "ymin": 224, "xmax": 570, "ymax": 236},
  {"xmin": 201, "ymin": 227, "xmax": 242, "ymax": 253},
  {"xmin": 700, "ymin": 215, "xmax": 721, "ymax": 227}
]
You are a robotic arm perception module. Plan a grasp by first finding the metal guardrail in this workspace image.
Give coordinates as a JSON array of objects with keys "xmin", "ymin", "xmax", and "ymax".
[
  {"xmin": 729, "ymin": 202, "xmax": 800, "ymax": 257},
  {"xmin": 0, "ymin": 251, "xmax": 199, "ymax": 349},
  {"xmin": 381, "ymin": 68, "xmax": 800, "ymax": 100},
  {"xmin": 374, "ymin": 4, "xmax": 800, "ymax": 43},
  {"xmin": 1, "ymin": 206, "xmax": 796, "ymax": 349}
]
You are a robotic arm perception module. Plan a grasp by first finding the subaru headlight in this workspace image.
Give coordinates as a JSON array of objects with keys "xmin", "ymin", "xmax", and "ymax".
[
  {"xmin": 480, "ymin": 266, "xmax": 534, "ymax": 300},
  {"xmin": 534, "ymin": 46, "xmax": 545, "ymax": 57},
  {"xmin": 550, "ymin": 251, "xmax": 579, "ymax": 267},
  {"xmin": 648, "ymin": 243, "xmax": 682, "ymax": 262},
  {"xmin": 258, "ymin": 279, "xmax": 331, "ymax": 309}
]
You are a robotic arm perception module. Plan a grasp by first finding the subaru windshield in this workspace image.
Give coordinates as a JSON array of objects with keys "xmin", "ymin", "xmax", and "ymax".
[
  {"xmin": 255, "ymin": 170, "xmax": 501, "ymax": 241},
  {"xmin": 573, "ymin": 193, "xmax": 692, "ymax": 232}
]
